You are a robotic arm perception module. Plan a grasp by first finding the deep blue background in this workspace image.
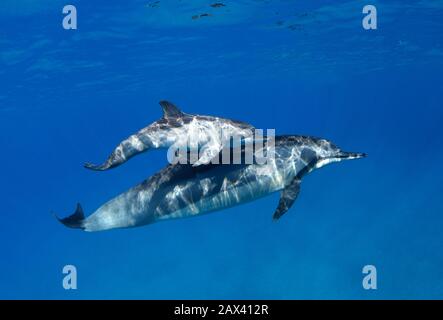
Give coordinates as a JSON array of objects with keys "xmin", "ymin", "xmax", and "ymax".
[{"xmin": 1, "ymin": 0, "xmax": 442, "ymax": 299}]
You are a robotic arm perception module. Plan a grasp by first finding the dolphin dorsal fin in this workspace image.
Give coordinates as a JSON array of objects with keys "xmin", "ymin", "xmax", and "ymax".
[
  {"xmin": 159, "ymin": 100, "xmax": 184, "ymax": 119},
  {"xmin": 273, "ymin": 177, "xmax": 301, "ymax": 220}
]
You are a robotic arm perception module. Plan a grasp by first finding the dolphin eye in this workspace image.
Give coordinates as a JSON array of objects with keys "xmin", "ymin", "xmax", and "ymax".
[{"xmin": 300, "ymin": 148, "xmax": 316, "ymax": 162}]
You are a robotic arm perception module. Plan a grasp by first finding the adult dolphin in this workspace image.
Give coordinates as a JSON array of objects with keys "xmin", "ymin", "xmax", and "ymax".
[
  {"xmin": 58, "ymin": 135, "xmax": 366, "ymax": 232},
  {"xmin": 84, "ymin": 101, "xmax": 255, "ymax": 170}
]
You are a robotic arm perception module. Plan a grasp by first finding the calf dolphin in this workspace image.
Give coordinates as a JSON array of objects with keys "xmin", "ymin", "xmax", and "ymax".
[
  {"xmin": 84, "ymin": 100, "xmax": 255, "ymax": 170},
  {"xmin": 57, "ymin": 135, "xmax": 366, "ymax": 232}
]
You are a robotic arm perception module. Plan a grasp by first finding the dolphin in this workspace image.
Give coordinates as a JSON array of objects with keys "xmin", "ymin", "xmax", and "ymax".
[
  {"xmin": 57, "ymin": 135, "xmax": 366, "ymax": 232},
  {"xmin": 84, "ymin": 100, "xmax": 255, "ymax": 170}
]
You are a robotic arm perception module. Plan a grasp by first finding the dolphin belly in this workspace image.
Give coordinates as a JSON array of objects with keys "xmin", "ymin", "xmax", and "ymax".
[{"xmin": 154, "ymin": 164, "xmax": 286, "ymax": 222}]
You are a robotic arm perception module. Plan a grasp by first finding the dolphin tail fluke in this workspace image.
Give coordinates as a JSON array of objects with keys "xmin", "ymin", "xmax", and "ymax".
[
  {"xmin": 55, "ymin": 203, "xmax": 86, "ymax": 230},
  {"xmin": 84, "ymin": 148, "xmax": 128, "ymax": 171},
  {"xmin": 84, "ymin": 135, "xmax": 149, "ymax": 172},
  {"xmin": 84, "ymin": 162, "xmax": 112, "ymax": 171},
  {"xmin": 83, "ymin": 101, "xmax": 182, "ymax": 172}
]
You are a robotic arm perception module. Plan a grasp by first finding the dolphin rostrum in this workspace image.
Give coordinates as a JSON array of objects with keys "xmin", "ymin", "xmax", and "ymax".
[
  {"xmin": 57, "ymin": 135, "xmax": 366, "ymax": 232},
  {"xmin": 84, "ymin": 101, "xmax": 255, "ymax": 170}
]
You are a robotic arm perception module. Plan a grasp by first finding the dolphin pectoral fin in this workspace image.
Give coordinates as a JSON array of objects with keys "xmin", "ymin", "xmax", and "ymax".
[
  {"xmin": 273, "ymin": 178, "xmax": 301, "ymax": 221},
  {"xmin": 55, "ymin": 203, "xmax": 86, "ymax": 230},
  {"xmin": 192, "ymin": 145, "xmax": 222, "ymax": 167}
]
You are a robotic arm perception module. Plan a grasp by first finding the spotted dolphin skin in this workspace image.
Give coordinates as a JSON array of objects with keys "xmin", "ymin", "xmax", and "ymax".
[
  {"xmin": 84, "ymin": 101, "xmax": 255, "ymax": 170},
  {"xmin": 57, "ymin": 136, "xmax": 366, "ymax": 232}
]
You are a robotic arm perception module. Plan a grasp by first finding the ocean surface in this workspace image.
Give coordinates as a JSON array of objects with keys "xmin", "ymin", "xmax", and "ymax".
[{"xmin": 0, "ymin": 0, "xmax": 442, "ymax": 299}]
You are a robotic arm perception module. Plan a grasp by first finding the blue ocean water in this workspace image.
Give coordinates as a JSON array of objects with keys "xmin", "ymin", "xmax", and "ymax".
[{"xmin": 0, "ymin": 0, "xmax": 442, "ymax": 299}]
